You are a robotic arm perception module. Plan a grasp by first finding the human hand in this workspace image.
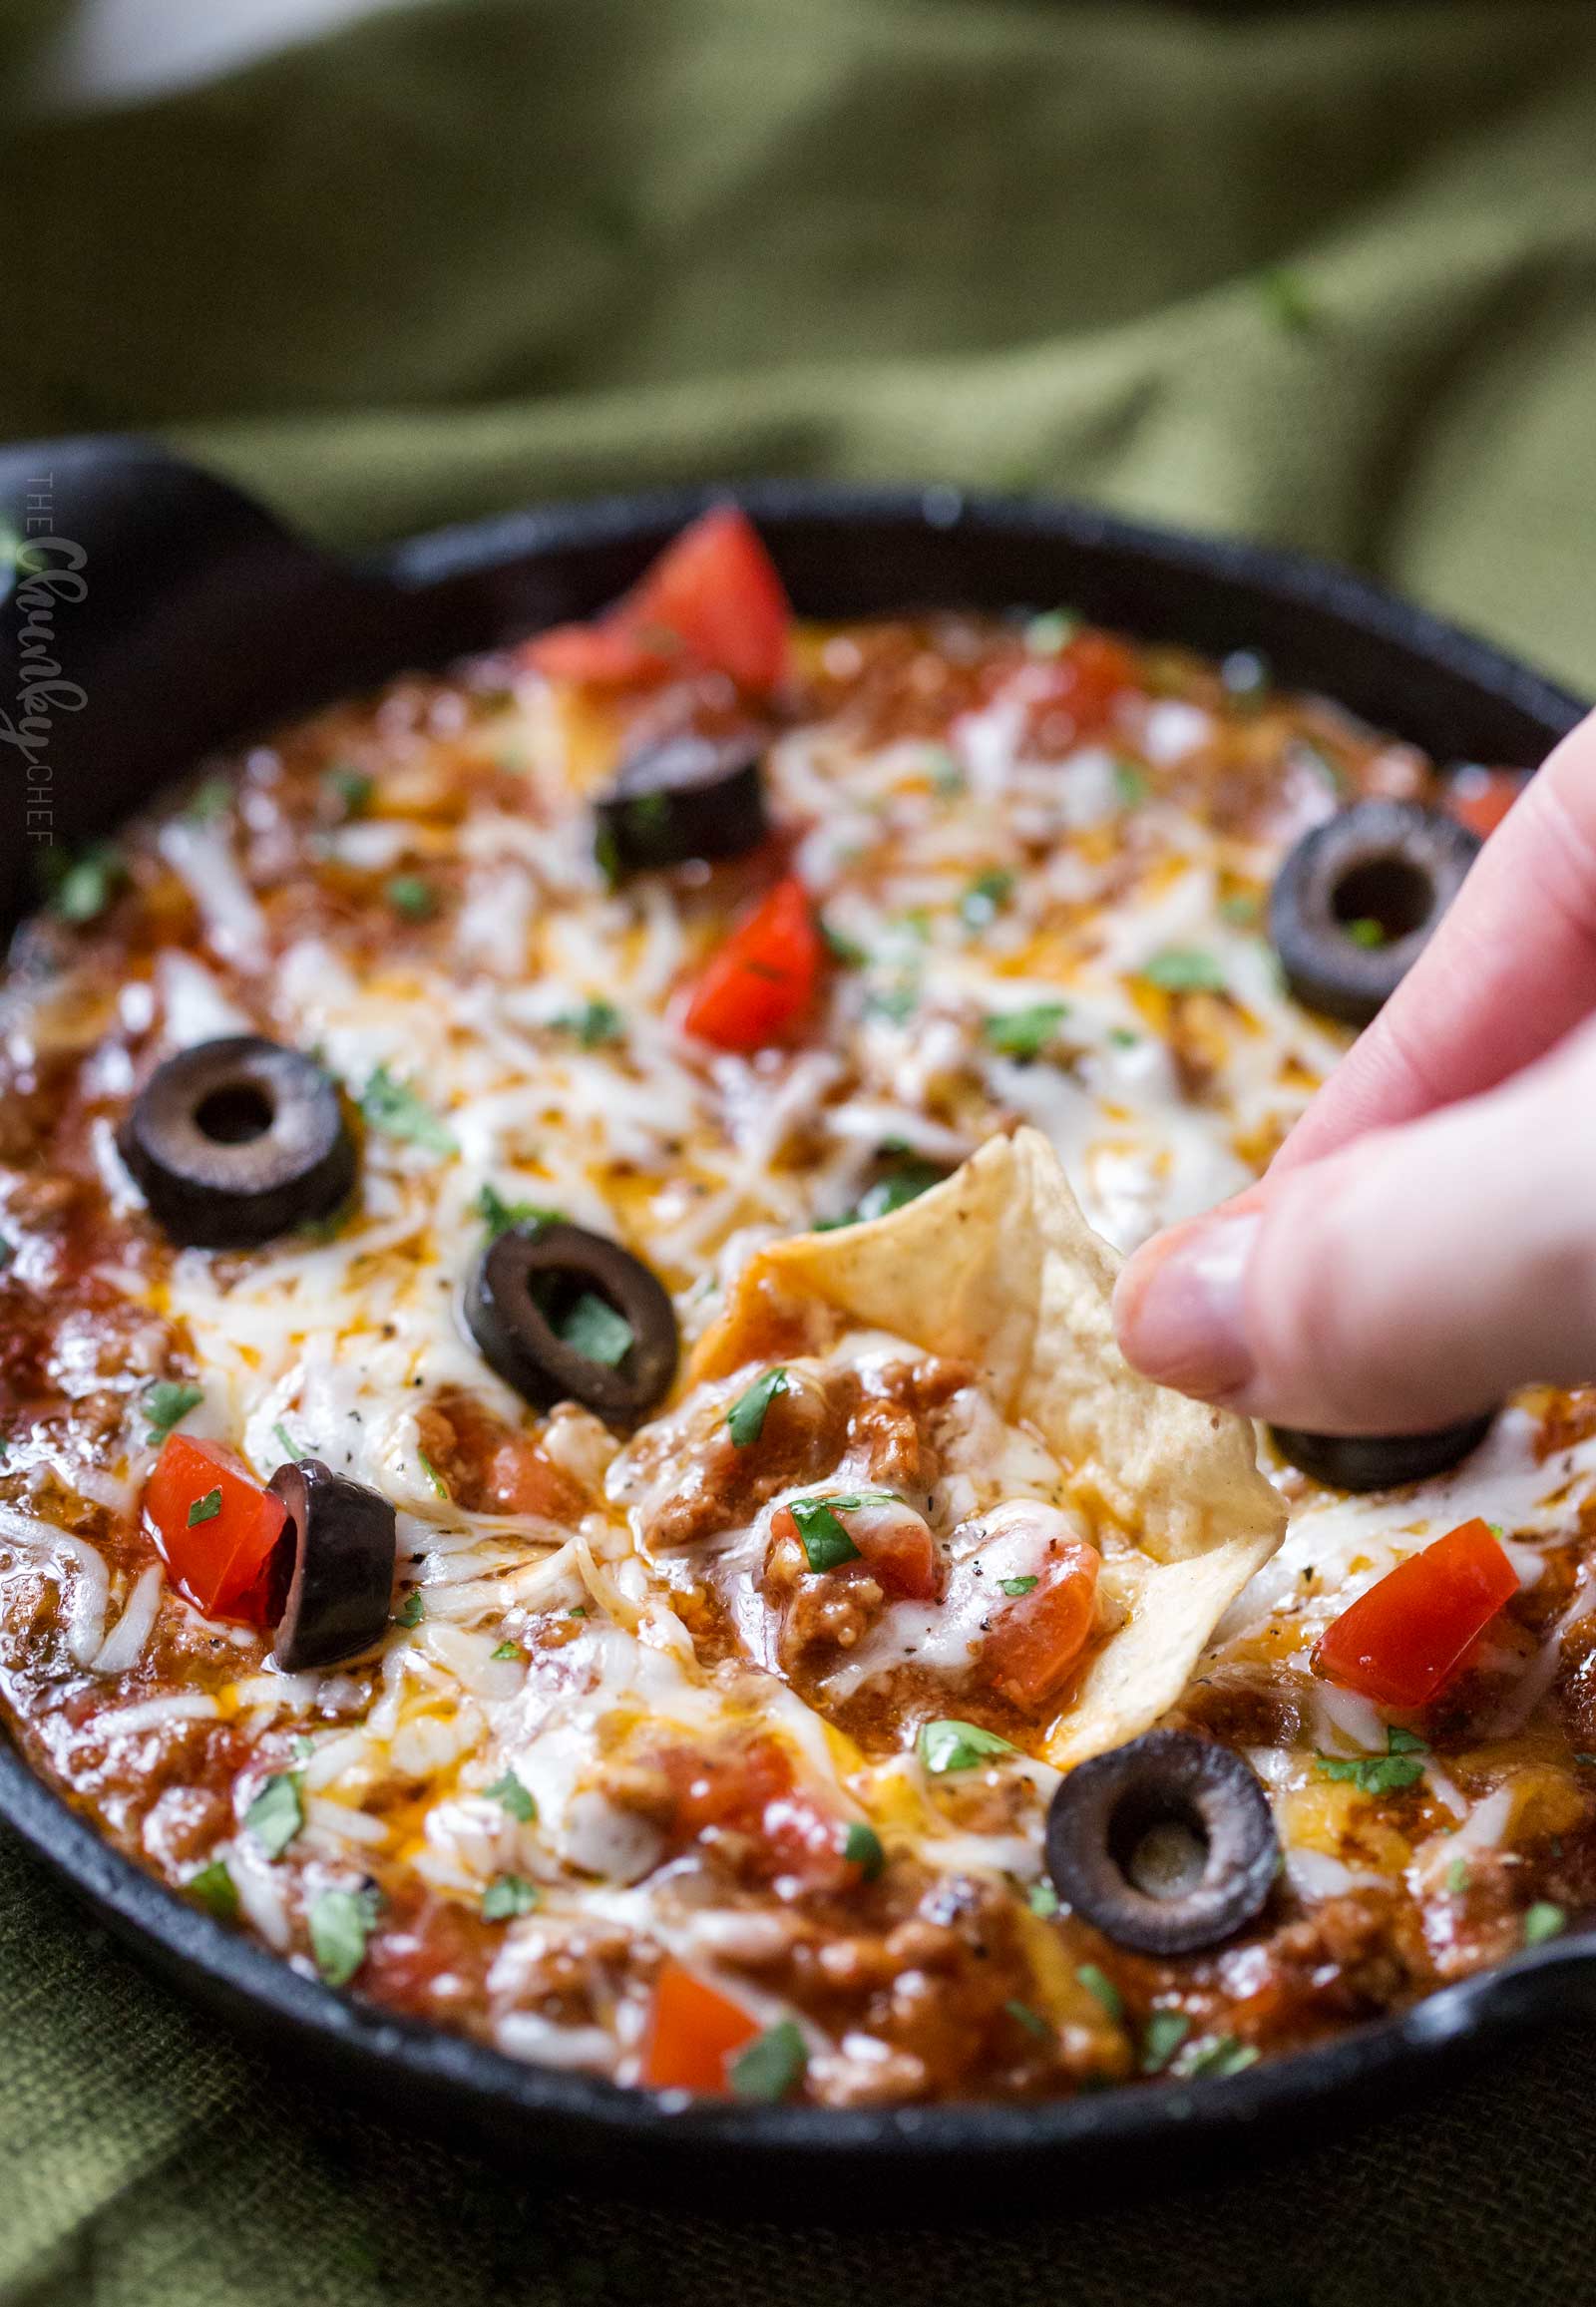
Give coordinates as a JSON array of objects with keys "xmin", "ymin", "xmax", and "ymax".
[{"xmin": 1112, "ymin": 706, "xmax": 1596, "ymax": 1434}]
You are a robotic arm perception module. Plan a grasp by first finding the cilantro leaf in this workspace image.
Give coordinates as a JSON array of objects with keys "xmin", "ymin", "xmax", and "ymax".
[
  {"xmin": 1140, "ymin": 2009, "xmax": 1190, "ymax": 2074},
  {"xmin": 960, "ymin": 869, "xmax": 1013, "ymax": 931},
  {"xmin": 48, "ymin": 843, "xmax": 125, "ymax": 926},
  {"xmin": 1315, "ymin": 1725, "xmax": 1427, "ymax": 1795},
  {"xmin": 1027, "ymin": 1880, "xmax": 1059, "ymax": 1918},
  {"xmin": 1075, "ymin": 1964, "xmax": 1123, "ymax": 2024},
  {"xmin": 360, "ymin": 1066, "xmax": 457, "ymax": 1156},
  {"xmin": 477, "ymin": 1183, "xmax": 564, "ymax": 1238},
  {"xmin": 557, "ymin": 1291, "xmax": 634, "ymax": 1367},
  {"xmin": 245, "ymin": 1772, "xmax": 303, "ymax": 1859},
  {"xmin": 187, "ymin": 1486, "xmax": 222, "ymax": 1528},
  {"xmin": 1112, "ymin": 761, "xmax": 1148, "ymax": 808},
  {"xmin": 486, "ymin": 1770, "xmax": 537, "ymax": 1823},
  {"xmin": 309, "ymin": 1884, "xmax": 381, "ymax": 1986},
  {"xmin": 918, "ymin": 1719, "xmax": 1016, "ymax": 1775},
  {"xmin": 491, "ymin": 1639, "xmax": 522, "ymax": 1662},
  {"xmin": 1023, "ymin": 609, "xmax": 1079, "ymax": 657},
  {"xmin": 788, "ymin": 1495, "xmax": 865, "ymax": 1573},
  {"xmin": 843, "ymin": 1821, "xmax": 885, "ymax": 1881},
  {"xmin": 1141, "ymin": 948, "xmax": 1226, "ymax": 994},
  {"xmin": 998, "ymin": 1574, "xmax": 1038, "ymax": 1598},
  {"xmin": 984, "ymin": 1002, "xmax": 1067, "ymax": 1060},
  {"xmin": 325, "ymin": 764, "xmax": 373, "ymax": 816},
  {"xmin": 1004, "ymin": 1998, "xmax": 1050, "ymax": 2043},
  {"xmin": 186, "ymin": 776, "xmax": 232, "ymax": 825},
  {"xmin": 385, "ymin": 874, "xmax": 436, "ymax": 921},
  {"xmin": 416, "ymin": 1449, "xmax": 449, "ymax": 1500},
  {"xmin": 727, "ymin": 1367, "xmax": 789, "ymax": 1448},
  {"xmin": 1179, "ymin": 2034, "xmax": 1259, "ymax": 2081},
  {"xmin": 271, "ymin": 1421, "xmax": 306, "ymax": 1463},
  {"xmin": 394, "ymin": 1590, "xmax": 424, "ymax": 1628},
  {"xmin": 729, "ymin": 2019, "xmax": 807, "ymax": 2103},
  {"xmin": 1446, "ymin": 1858, "xmax": 1470, "ymax": 1897},
  {"xmin": 854, "ymin": 1160, "xmax": 944, "ymax": 1223},
  {"xmin": 483, "ymin": 1873, "xmax": 541, "ymax": 1922},
  {"xmin": 144, "ymin": 1380, "xmax": 202, "ymax": 1444},
  {"xmin": 188, "ymin": 1857, "xmax": 239, "ymax": 1922},
  {"xmin": 554, "ymin": 998, "xmax": 624, "ymax": 1049},
  {"xmin": 1523, "ymin": 1901, "xmax": 1566, "ymax": 1947}
]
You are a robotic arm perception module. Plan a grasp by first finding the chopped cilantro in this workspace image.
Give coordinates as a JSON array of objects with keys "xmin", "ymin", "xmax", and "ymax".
[
  {"xmin": 360, "ymin": 1066, "xmax": 458, "ymax": 1156},
  {"xmin": 491, "ymin": 1639, "xmax": 522, "ymax": 1662},
  {"xmin": 325, "ymin": 764, "xmax": 373, "ymax": 816},
  {"xmin": 385, "ymin": 873, "xmax": 436, "ymax": 921},
  {"xmin": 1179, "ymin": 2035, "xmax": 1259, "ymax": 2081},
  {"xmin": 1075, "ymin": 1964, "xmax": 1123, "ymax": 2024},
  {"xmin": 1523, "ymin": 1901, "xmax": 1566, "ymax": 1947},
  {"xmin": 1107, "ymin": 1025, "xmax": 1140, "ymax": 1048},
  {"xmin": 188, "ymin": 1857, "xmax": 239, "ymax": 1923},
  {"xmin": 1220, "ymin": 891, "xmax": 1261, "ymax": 927},
  {"xmin": 1257, "ymin": 264, "xmax": 1317, "ymax": 332},
  {"xmin": 416, "ymin": 1449, "xmax": 449, "ymax": 1500},
  {"xmin": 50, "ymin": 843, "xmax": 126, "ymax": 926},
  {"xmin": 819, "ymin": 918, "xmax": 868, "ymax": 967},
  {"xmin": 290, "ymin": 1734, "xmax": 316, "ymax": 1762},
  {"xmin": 1112, "ymin": 760, "xmax": 1148, "ymax": 808},
  {"xmin": 558, "ymin": 1291, "xmax": 634, "ymax": 1368},
  {"xmin": 918, "ymin": 1719, "xmax": 1016, "ymax": 1775},
  {"xmin": 729, "ymin": 2019, "xmax": 807, "ymax": 2103},
  {"xmin": 1142, "ymin": 948, "xmax": 1225, "ymax": 994},
  {"xmin": 928, "ymin": 748, "xmax": 966, "ymax": 796},
  {"xmin": 865, "ymin": 982, "xmax": 919, "ymax": 1025},
  {"xmin": 486, "ymin": 1770, "xmax": 537, "ymax": 1823},
  {"xmin": 187, "ymin": 1486, "xmax": 222, "ymax": 1528},
  {"xmin": 245, "ymin": 1772, "xmax": 303, "ymax": 1859},
  {"xmin": 477, "ymin": 1183, "xmax": 563, "ymax": 1238},
  {"xmin": 960, "ymin": 869, "xmax": 1013, "ymax": 931},
  {"xmin": 271, "ymin": 1421, "xmax": 305, "ymax": 1463},
  {"xmin": 1315, "ymin": 1725, "xmax": 1427, "ymax": 1795},
  {"xmin": 984, "ymin": 1002, "xmax": 1067, "ymax": 1060},
  {"xmin": 395, "ymin": 1589, "xmax": 425, "ymax": 1628},
  {"xmin": 998, "ymin": 1574, "xmax": 1038, "ymax": 1598},
  {"xmin": 1344, "ymin": 917, "xmax": 1386, "ymax": 950},
  {"xmin": 0, "ymin": 1235, "xmax": 12, "ymax": 1270},
  {"xmin": 1446, "ymin": 1858, "xmax": 1470, "ymax": 1896},
  {"xmin": 186, "ymin": 776, "xmax": 232, "ymax": 824},
  {"xmin": 144, "ymin": 1380, "xmax": 202, "ymax": 1444},
  {"xmin": 1027, "ymin": 1880, "xmax": 1059, "ymax": 1919},
  {"xmin": 1140, "ymin": 2009, "xmax": 1191, "ymax": 2075},
  {"xmin": 855, "ymin": 1160, "xmax": 943, "ymax": 1222},
  {"xmin": 788, "ymin": 1494, "xmax": 868, "ymax": 1573},
  {"xmin": 843, "ymin": 1821, "xmax": 885, "ymax": 1881},
  {"xmin": 308, "ymin": 1884, "xmax": 381, "ymax": 1986},
  {"xmin": 483, "ymin": 1873, "xmax": 541, "ymax": 1921},
  {"xmin": 1023, "ymin": 608, "xmax": 1079, "ymax": 656},
  {"xmin": 1004, "ymin": 1998, "xmax": 1050, "ymax": 2043},
  {"xmin": 727, "ymin": 1367, "xmax": 789, "ymax": 1448},
  {"xmin": 554, "ymin": 998, "xmax": 624, "ymax": 1049},
  {"xmin": 593, "ymin": 821, "xmax": 621, "ymax": 889},
  {"xmin": 568, "ymin": 1604, "xmax": 589, "ymax": 1619}
]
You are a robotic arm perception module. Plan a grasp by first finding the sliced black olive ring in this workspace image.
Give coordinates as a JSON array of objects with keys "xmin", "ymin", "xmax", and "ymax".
[
  {"xmin": 1044, "ymin": 1728, "xmax": 1279, "ymax": 1956},
  {"xmin": 466, "ymin": 1221, "xmax": 678, "ymax": 1427},
  {"xmin": 120, "ymin": 1035, "xmax": 355, "ymax": 1249},
  {"xmin": 1269, "ymin": 800, "xmax": 1480, "ymax": 1027},
  {"xmin": 268, "ymin": 1457, "xmax": 397, "ymax": 1672},
  {"xmin": 595, "ymin": 732, "xmax": 769, "ymax": 878},
  {"xmin": 1270, "ymin": 1413, "xmax": 1496, "ymax": 1493}
]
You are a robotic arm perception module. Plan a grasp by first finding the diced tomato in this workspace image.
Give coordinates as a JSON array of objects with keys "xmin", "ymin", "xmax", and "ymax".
[
  {"xmin": 653, "ymin": 1733, "xmax": 849, "ymax": 1890},
  {"xmin": 681, "ymin": 876, "xmax": 822, "ymax": 1051},
  {"xmin": 144, "ymin": 1432, "xmax": 289, "ymax": 1627},
  {"xmin": 1445, "ymin": 766, "xmax": 1525, "ymax": 843},
  {"xmin": 639, "ymin": 1956, "xmax": 760, "ymax": 2093},
  {"xmin": 1029, "ymin": 630, "xmax": 1140, "ymax": 741},
  {"xmin": 520, "ymin": 507, "xmax": 792, "ymax": 693},
  {"xmin": 981, "ymin": 1541, "xmax": 1101, "ymax": 1711},
  {"xmin": 484, "ymin": 1434, "xmax": 588, "ymax": 1522},
  {"xmin": 1312, "ymin": 1517, "xmax": 1518, "ymax": 1709},
  {"xmin": 624, "ymin": 507, "xmax": 792, "ymax": 691},
  {"xmin": 520, "ymin": 619, "xmax": 674, "ymax": 687}
]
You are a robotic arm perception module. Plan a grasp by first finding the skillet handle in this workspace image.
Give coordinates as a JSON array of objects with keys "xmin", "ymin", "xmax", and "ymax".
[{"xmin": 0, "ymin": 437, "xmax": 434, "ymax": 940}]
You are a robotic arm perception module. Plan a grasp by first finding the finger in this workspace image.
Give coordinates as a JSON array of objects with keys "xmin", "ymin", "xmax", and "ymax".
[
  {"xmin": 1274, "ymin": 704, "xmax": 1596, "ymax": 1175},
  {"xmin": 1114, "ymin": 1013, "xmax": 1596, "ymax": 1432}
]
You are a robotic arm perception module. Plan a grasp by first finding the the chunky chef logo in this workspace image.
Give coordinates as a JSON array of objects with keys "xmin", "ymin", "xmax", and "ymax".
[{"xmin": 3, "ymin": 470, "xmax": 87, "ymax": 854}]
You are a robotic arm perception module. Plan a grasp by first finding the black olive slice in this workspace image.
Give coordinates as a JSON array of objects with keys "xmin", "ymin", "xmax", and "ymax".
[
  {"xmin": 1269, "ymin": 800, "xmax": 1479, "ymax": 1026},
  {"xmin": 268, "ymin": 1457, "xmax": 397, "ymax": 1671},
  {"xmin": 1269, "ymin": 1412, "xmax": 1495, "ymax": 1493},
  {"xmin": 595, "ymin": 733, "xmax": 768, "ymax": 876},
  {"xmin": 465, "ymin": 1221, "xmax": 678, "ymax": 1426},
  {"xmin": 1044, "ymin": 1728, "xmax": 1278, "ymax": 1956},
  {"xmin": 121, "ymin": 1036, "xmax": 355, "ymax": 1249}
]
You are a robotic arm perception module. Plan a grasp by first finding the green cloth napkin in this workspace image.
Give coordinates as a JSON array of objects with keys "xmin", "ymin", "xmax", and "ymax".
[{"xmin": 6, "ymin": 4, "xmax": 1596, "ymax": 2301}]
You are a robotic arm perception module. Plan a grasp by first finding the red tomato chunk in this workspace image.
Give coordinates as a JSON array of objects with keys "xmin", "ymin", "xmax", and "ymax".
[
  {"xmin": 1312, "ymin": 1516, "xmax": 1518, "ymax": 1709},
  {"xmin": 681, "ymin": 876, "xmax": 822, "ymax": 1050},
  {"xmin": 144, "ymin": 1433, "xmax": 288, "ymax": 1626}
]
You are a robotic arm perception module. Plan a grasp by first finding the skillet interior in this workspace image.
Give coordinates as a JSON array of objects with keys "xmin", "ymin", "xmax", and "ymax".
[{"xmin": 0, "ymin": 441, "xmax": 1591, "ymax": 2180}]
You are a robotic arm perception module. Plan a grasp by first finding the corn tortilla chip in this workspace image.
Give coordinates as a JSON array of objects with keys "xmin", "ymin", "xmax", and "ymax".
[{"xmin": 696, "ymin": 1128, "xmax": 1285, "ymax": 1765}]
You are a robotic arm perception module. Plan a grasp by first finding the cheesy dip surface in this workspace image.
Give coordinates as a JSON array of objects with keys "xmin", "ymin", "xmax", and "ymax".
[{"xmin": 0, "ymin": 511, "xmax": 1586, "ymax": 2109}]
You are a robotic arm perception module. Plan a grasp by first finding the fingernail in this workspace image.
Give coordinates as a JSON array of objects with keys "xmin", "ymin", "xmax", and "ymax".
[{"xmin": 1114, "ymin": 1212, "xmax": 1261, "ymax": 1397}]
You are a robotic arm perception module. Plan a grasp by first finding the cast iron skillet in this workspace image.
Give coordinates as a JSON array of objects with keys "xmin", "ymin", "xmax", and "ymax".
[{"xmin": 0, "ymin": 437, "xmax": 1592, "ymax": 2186}]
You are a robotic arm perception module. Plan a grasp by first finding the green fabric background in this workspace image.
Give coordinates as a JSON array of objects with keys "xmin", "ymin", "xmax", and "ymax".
[{"xmin": 6, "ymin": 4, "xmax": 1596, "ymax": 2300}]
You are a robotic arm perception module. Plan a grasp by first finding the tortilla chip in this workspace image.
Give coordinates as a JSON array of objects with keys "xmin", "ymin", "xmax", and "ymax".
[{"xmin": 696, "ymin": 1128, "xmax": 1285, "ymax": 1766}]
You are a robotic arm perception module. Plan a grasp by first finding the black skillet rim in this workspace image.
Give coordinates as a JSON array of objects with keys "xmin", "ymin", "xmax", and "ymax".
[{"xmin": 0, "ymin": 469, "xmax": 1591, "ymax": 2171}]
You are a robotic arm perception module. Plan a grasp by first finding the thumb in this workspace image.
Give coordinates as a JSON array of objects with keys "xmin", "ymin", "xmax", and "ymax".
[{"xmin": 1112, "ymin": 1015, "xmax": 1596, "ymax": 1434}]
